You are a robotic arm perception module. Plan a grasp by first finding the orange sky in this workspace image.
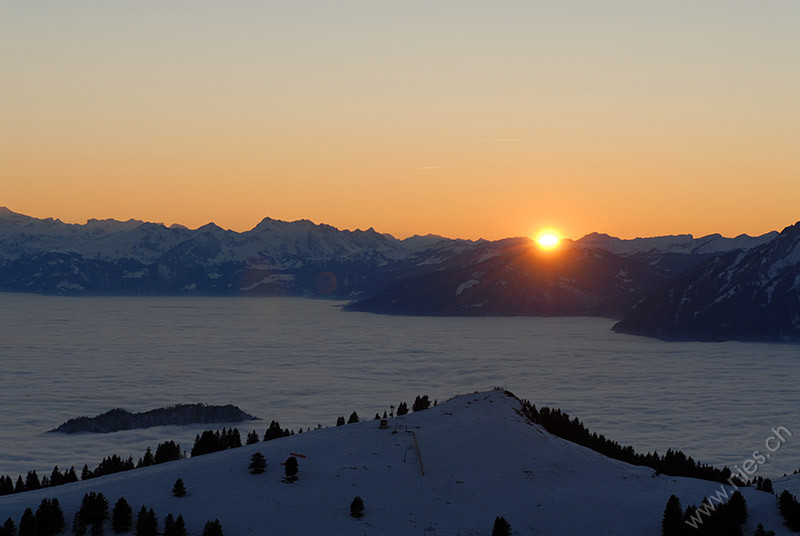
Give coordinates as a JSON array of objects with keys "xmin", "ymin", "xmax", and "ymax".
[{"xmin": 2, "ymin": 1, "xmax": 798, "ymax": 241}]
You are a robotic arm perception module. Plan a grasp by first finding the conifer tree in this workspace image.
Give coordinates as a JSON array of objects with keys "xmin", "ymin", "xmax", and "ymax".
[
  {"xmin": 90, "ymin": 521, "xmax": 103, "ymax": 536},
  {"xmin": 154, "ymin": 441, "xmax": 182, "ymax": 464},
  {"xmin": 35, "ymin": 498, "xmax": 65, "ymax": 536},
  {"xmin": 662, "ymin": 494, "xmax": 682, "ymax": 536},
  {"xmin": 78, "ymin": 492, "xmax": 110, "ymax": 527},
  {"xmin": 778, "ymin": 490, "xmax": 800, "ymax": 531},
  {"xmin": 134, "ymin": 508, "xmax": 147, "ymax": 536},
  {"xmin": 0, "ymin": 517, "xmax": 16, "ymax": 536},
  {"xmin": 283, "ymin": 456, "xmax": 298, "ymax": 482},
  {"xmin": 263, "ymin": 421, "xmax": 286, "ymax": 441},
  {"xmin": 24, "ymin": 471, "xmax": 40, "ymax": 491},
  {"xmin": 228, "ymin": 429, "xmax": 242, "ymax": 448},
  {"xmin": 754, "ymin": 523, "xmax": 776, "ymax": 536},
  {"xmin": 17, "ymin": 509, "xmax": 35, "ymax": 536},
  {"xmin": 139, "ymin": 448, "xmax": 154, "ymax": 468},
  {"xmin": 134, "ymin": 507, "xmax": 156, "ymax": 536},
  {"xmin": 172, "ymin": 516, "xmax": 186, "ymax": 536},
  {"xmin": 245, "ymin": 431, "xmax": 259, "ymax": 445},
  {"xmin": 50, "ymin": 466, "xmax": 63, "ymax": 487},
  {"xmin": 396, "ymin": 402, "xmax": 408, "ymax": 416},
  {"xmin": 80, "ymin": 465, "xmax": 93, "ymax": 481},
  {"xmin": 146, "ymin": 509, "xmax": 156, "ymax": 536},
  {"xmin": 336, "ymin": 416, "xmax": 345, "ymax": 426},
  {"xmin": 162, "ymin": 514, "xmax": 175, "ymax": 536},
  {"xmin": 172, "ymin": 479, "xmax": 186, "ymax": 498},
  {"xmin": 249, "ymin": 453, "xmax": 267, "ymax": 474},
  {"xmin": 0, "ymin": 476, "xmax": 13, "ymax": 495},
  {"xmin": 412, "ymin": 395, "xmax": 430, "ymax": 412},
  {"xmin": 72, "ymin": 512, "xmax": 86, "ymax": 536},
  {"xmin": 200, "ymin": 520, "xmax": 223, "ymax": 536},
  {"xmin": 347, "ymin": 412, "xmax": 359, "ymax": 424},
  {"xmin": 728, "ymin": 491, "xmax": 747, "ymax": 525},
  {"xmin": 14, "ymin": 476, "xmax": 24, "ymax": 493},
  {"xmin": 491, "ymin": 516, "xmax": 511, "ymax": 536},
  {"xmin": 111, "ymin": 497, "xmax": 132, "ymax": 534},
  {"xmin": 65, "ymin": 467, "xmax": 79, "ymax": 483},
  {"xmin": 350, "ymin": 496, "xmax": 365, "ymax": 518}
]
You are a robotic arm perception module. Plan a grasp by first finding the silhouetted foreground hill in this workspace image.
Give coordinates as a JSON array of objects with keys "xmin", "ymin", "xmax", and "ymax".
[
  {"xmin": 0, "ymin": 391, "xmax": 790, "ymax": 535},
  {"xmin": 49, "ymin": 404, "xmax": 258, "ymax": 434},
  {"xmin": 613, "ymin": 222, "xmax": 800, "ymax": 341}
]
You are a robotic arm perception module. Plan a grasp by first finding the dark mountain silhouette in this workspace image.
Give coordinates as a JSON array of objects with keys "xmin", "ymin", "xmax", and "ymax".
[
  {"xmin": 346, "ymin": 238, "xmax": 668, "ymax": 317},
  {"xmin": 49, "ymin": 404, "xmax": 258, "ymax": 434},
  {"xmin": 613, "ymin": 222, "xmax": 800, "ymax": 341}
]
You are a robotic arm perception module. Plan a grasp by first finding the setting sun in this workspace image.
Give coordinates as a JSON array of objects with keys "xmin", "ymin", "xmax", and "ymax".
[{"xmin": 535, "ymin": 230, "xmax": 562, "ymax": 250}]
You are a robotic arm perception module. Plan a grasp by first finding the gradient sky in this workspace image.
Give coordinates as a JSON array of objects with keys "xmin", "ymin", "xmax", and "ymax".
[{"xmin": 2, "ymin": 1, "xmax": 799, "ymax": 240}]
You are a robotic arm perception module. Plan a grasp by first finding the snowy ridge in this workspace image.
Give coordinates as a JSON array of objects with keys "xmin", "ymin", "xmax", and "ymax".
[
  {"xmin": 0, "ymin": 390, "xmax": 789, "ymax": 535},
  {"xmin": 0, "ymin": 208, "xmax": 472, "ymax": 265},
  {"xmin": 0, "ymin": 207, "xmax": 478, "ymax": 297},
  {"xmin": 575, "ymin": 231, "xmax": 778, "ymax": 256},
  {"xmin": 574, "ymin": 230, "xmax": 779, "ymax": 277},
  {"xmin": 613, "ymin": 221, "xmax": 800, "ymax": 341}
]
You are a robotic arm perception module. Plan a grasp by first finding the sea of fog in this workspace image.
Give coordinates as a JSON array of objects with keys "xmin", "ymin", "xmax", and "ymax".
[{"xmin": 0, "ymin": 293, "xmax": 798, "ymax": 480}]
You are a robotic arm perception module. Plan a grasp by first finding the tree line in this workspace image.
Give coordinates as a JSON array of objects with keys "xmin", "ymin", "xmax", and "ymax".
[
  {"xmin": 0, "ymin": 490, "xmax": 223, "ymax": 536},
  {"xmin": 662, "ymin": 491, "xmax": 750, "ymax": 535},
  {"xmin": 0, "ymin": 441, "xmax": 183, "ymax": 497},
  {"xmin": 2, "ymin": 395, "xmax": 440, "ymax": 498},
  {"xmin": 518, "ymin": 400, "xmax": 732, "ymax": 483}
]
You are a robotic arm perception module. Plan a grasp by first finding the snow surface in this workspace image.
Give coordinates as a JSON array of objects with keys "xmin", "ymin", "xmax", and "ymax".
[
  {"xmin": 0, "ymin": 391, "xmax": 791, "ymax": 535},
  {"xmin": 455, "ymin": 279, "xmax": 480, "ymax": 296}
]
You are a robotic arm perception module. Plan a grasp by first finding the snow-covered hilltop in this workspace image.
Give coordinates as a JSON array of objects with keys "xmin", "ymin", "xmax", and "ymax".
[{"xmin": 0, "ymin": 391, "xmax": 791, "ymax": 535}]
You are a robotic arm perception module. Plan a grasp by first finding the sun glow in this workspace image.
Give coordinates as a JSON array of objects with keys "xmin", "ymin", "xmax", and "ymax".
[{"xmin": 535, "ymin": 229, "xmax": 562, "ymax": 250}]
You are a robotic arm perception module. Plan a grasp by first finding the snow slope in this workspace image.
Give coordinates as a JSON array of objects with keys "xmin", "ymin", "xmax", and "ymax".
[{"xmin": 0, "ymin": 391, "xmax": 789, "ymax": 535}]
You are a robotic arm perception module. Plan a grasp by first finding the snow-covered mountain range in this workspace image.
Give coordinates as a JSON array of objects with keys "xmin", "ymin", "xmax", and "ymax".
[
  {"xmin": 3, "ymin": 207, "xmax": 798, "ymax": 341},
  {"xmin": 0, "ymin": 207, "xmax": 477, "ymax": 298},
  {"xmin": 612, "ymin": 221, "xmax": 800, "ymax": 341},
  {"xmin": 0, "ymin": 390, "xmax": 794, "ymax": 535},
  {"xmin": 574, "ymin": 230, "xmax": 778, "ymax": 276}
]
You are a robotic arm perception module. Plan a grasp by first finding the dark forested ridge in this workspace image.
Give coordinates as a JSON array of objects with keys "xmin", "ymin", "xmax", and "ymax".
[
  {"xmin": 613, "ymin": 222, "xmax": 800, "ymax": 342},
  {"xmin": 49, "ymin": 404, "xmax": 258, "ymax": 434}
]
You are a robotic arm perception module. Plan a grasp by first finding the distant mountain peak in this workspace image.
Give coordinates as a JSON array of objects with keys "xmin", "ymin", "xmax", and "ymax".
[{"xmin": 0, "ymin": 206, "xmax": 32, "ymax": 220}]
